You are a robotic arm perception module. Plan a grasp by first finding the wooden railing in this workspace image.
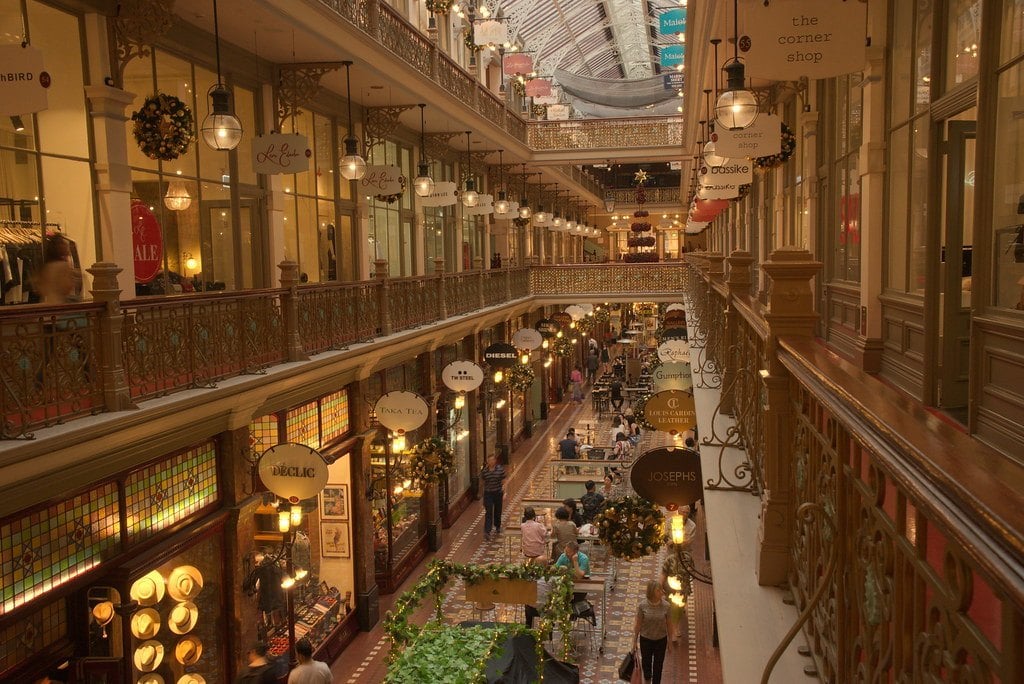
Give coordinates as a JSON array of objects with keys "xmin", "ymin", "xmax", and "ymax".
[{"xmin": 683, "ymin": 251, "xmax": 1024, "ymax": 682}]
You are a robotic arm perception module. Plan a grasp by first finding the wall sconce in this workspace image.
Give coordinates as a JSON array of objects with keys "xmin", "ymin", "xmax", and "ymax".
[
  {"xmin": 391, "ymin": 433, "xmax": 407, "ymax": 453},
  {"xmin": 454, "ymin": 392, "xmax": 466, "ymax": 409}
]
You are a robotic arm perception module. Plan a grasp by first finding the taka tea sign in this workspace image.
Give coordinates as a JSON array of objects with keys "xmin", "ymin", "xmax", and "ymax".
[{"xmin": 374, "ymin": 391, "xmax": 429, "ymax": 432}]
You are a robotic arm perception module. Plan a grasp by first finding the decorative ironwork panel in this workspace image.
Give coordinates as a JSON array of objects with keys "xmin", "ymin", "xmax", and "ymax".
[
  {"xmin": 445, "ymin": 273, "xmax": 479, "ymax": 316},
  {"xmin": 0, "ymin": 597, "xmax": 65, "ymax": 674},
  {"xmin": 607, "ymin": 187, "xmax": 680, "ymax": 205},
  {"xmin": 438, "ymin": 58, "xmax": 476, "ymax": 107},
  {"xmin": 376, "ymin": 5, "xmax": 433, "ymax": 77},
  {"xmin": 297, "ymin": 283, "xmax": 379, "ymax": 355},
  {"xmin": 506, "ymin": 114, "xmax": 527, "ymax": 142},
  {"xmin": 286, "ymin": 400, "xmax": 320, "ymax": 449},
  {"xmin": 509, "ymin": 267, "xmax": 530, "ymax": 298},
  {"xmin": 123, "ymin": 441, "xmax": 218, "ymax": 545},
  {"xmin": 320, "ymin": 389, "xmax": 350, "ymax": 444},
  {"xmin": 0, "ymin": 304, "xmax": 105, "ymax": 439},
  {"xmin": 389, "ymin": 278, "xmax": 439, "ymax": 331},
  {"xmin": 317, "ymin": 0, "xmax": 359, "ymax": 24},
  {"xmin": 483, "ymin": 271, "xmax": 505, "ymax": 307},
  {"xmin": 528, "ymin": 117, "xmax": 684, "ymax": 151},
  {"xmin": 0, "ymin": 483, "xmax": 120, "ymax": 615},
  {"xmin": 478, "ymin": 88, "xmax": 506, "ymax": 128},
  {"xmin": 531, "ymin": 265, "xmax": 686, "ymax": 295}
]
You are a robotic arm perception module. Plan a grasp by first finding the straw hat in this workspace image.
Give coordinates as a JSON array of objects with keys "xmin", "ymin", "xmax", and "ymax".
[
  {"xmin": 138, "ymin": 675, "xmax": 165, "ymax": 684},
  {"xmin": 176, "ymin": 676, "xmax": 206, "ymax": 684},
  {"xmin": 130, "ymin": 570, "xmax": 166, "ymax": 607},
  {"xmin": 133, "ymin": 640, "xmax": 164, "ymax": 672},
  {"xmin": 174, "ymin": 635, "xmax": 203, "ymax": 665},
  {"xmin": 168, "ymin": 601, "xmax": 198, "ymax": 635},
  {"xmin": 91, "ymin": 601, "xmax": 114, "ymax": 626},
  {"xmin": 130, "ymin": 608, "xmax": 161, "ymax": 640},
  {"xmin": 167, "ymin": 565, "xmax": 204, "ymax": 602}
]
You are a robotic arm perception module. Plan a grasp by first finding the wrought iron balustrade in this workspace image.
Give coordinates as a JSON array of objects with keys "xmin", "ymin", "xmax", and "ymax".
[
  {"xmin": 528, "ymin": 116, "xmax": 685, "ymax": 151},
  {"xmin": 296, "ymin": 282, "xmax": 379, "ymax": 354},
  {"xmin": 530, "ymin": 263, "xmax": 687, "ymax": 296},
  {"xmin": 606, "ymin": 187, "xmax": 681, "ymax": 205}
]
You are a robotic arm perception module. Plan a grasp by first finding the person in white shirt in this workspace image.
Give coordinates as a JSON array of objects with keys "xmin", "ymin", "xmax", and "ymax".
[{"xmin": 287, "ymin": 638, "xmax": 333, "ymax": 683}]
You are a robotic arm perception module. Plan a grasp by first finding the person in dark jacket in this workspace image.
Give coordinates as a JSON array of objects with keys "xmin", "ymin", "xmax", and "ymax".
[{"xmin": 235, "ymin": 642, "xmax": 280, "ymax": 684}]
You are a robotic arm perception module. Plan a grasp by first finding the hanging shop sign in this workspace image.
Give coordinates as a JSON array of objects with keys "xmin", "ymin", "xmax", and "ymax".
[
  {"xmin": 652, "ymin": 362, "xmax": 694, "ymax": 393},
  {"xmin": 374, "ymin": 391, "xmax": 430, "ymax": 432},
  {"xmin": 473, "ymin": 19, "xmax": 507, "ymax": 45},
  {"xmin": 630, "ymin": 446, "xmax": 702, "ymax": 507},
  {"xmin": 660, "ymin": 327, "xmax": 688, "ymax": 341},
  {"xmin": 258, "ymin": 443, "xmax": 329, "ymax": 503},
  {"xmin": 659, "ymin": 45, "xmax": 685, "ymax": 68},
  {"xmin": 0, "ymin": 45, "xmax": 50, "ymax": 116},
  {"xmin": 713, "ymin": 113, "xmax": 782, "ymax": 159},
  {"xmin": 483, "ymin": 342, "xmax": 519, "ymax": 368},
  {"xmin": 535, "ymin": 318, "xmax": 559, "ymax": 337},
  {"xmin": 546, "ymin": 104, "xmax": 570, "ymax": 120},
  {"xmin": 663, "ymin": 72, "xmax": 685, "ymax": 91},
  {"xmin": 564, "ymin": 304, "xmax": 586, "ymax": 321},
  {"xmin": 525, "ymin": 78, "xmax": 552, "ymax": 97},
  {"xmin": 359, "ymin": 165, "xmax": 404, "ymax": 196},
  {"xmin": 131, "ymin": 200, "xmax": 164, "ymax": 284},
  {"xmin": 419, "ymin": 181, "xmax": 458, "ymax": 207},
  {"xmin": 685, "ymin": 222, "xmax": 709, "ymax": 234},
  {"xmin": 643, "ymin": 390, "xmax": 698, "ymax": 435},
  {"xmin": 698, "ymin": 161, "xmax": 752, "ymax": 200},
  {"xmin": 503, "ymin": 53, "xmax": 533, "ymax": 76},
  {"xmin": 740, "ymin": 0, "xmax": 868, "ymax": 81},
  {"xmin": 464, "ymin": 194, "xmax": 494, "ymax": 216},
  {"xmin": 533, "ymin": 94, "xmax": 559, "ymax": 106},
  {"xmin": 441, "ymin": 360, "xmax": 485, "ymax": 392},
  {"xmin": 551, "ymin": 312, "xmax": 573, "ymax": 328},
  {"xmin": 512, "ymin": 327, "xmax": 543, "ymax": 350},
  {"xmin": 658, "ymin": 8, "xmax": 687, "ymax": 35},
  {"xmin": 252, "ymin": 133, "xmax": 310, "ymax": 175},
  {"xmin": 657, "ymin": 339, "xmax": 691, "ymax": 363}
]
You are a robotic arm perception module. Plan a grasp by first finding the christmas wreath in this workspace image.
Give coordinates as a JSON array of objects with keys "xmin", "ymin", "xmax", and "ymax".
[
  {"xmin": 631, "ymin": 392, "xmax": 656, "ymax": 430},
  {"xmin": 375, "ymin": 175, "xmax": 407, "ymax": 204},
  {"xmin": 623, "ymin": 252, "xmax": 659, "ymax": 263},
  {"xmin": 552, "ymin": 336, "xmax": 575, "ymax": 357},
  {"xmin": 573, "ymin": 316, "xmax": 593, "ymax": 335},
  {"xmin": 628, "ymin": 236, "xmax": 656, "ymax": 248},
  {"xmin": 512, "ymin": 216, "xmax": 530, "ymax": 228},
  {"xmin": 425, "ymin": 0, "xmax": 453, "ymax": 14},
  {"xmin": 506, "ymin": 361, "xmax": 535, "ymax": 392},
  {"xmin": 509, "ymin": 79, "xmax": 526, "ymax": 97},
  {"xmin": 594, "ymin": 307, "xmax": 610, "ymax": 323},
  {"xmin": 131, "ymin": 93, "xmax": 196, "ymax": 162},
  {"xmin": 754, "ymin": 122, "xmax": 797, "ymax": 170},
  {"xmin": 407, "ymin": 437, "xmax": 455, "ymax": 486},
  {"xmin": 593, "ymin": 495, "xmax": 666, "ymax": 560},
  {"xmin": 630, "ymin": 222, "xmax": 653, "ymax": 233},
  {"xmin": 463, "ymin": 28, "xmax": 484, "ymax": 52},
  {"xmin": 633, "ymin": 210, "xmax": 649, "ymax": 218}
]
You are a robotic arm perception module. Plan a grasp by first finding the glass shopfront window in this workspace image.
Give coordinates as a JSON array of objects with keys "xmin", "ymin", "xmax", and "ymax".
[
  {"xmin": 828, "ymin": 74, "xmax": 863, "ymax": 283},
  {"xmin": 368, "ymin": 140, "xmax": 414, "ymax": 277},
  {"xmin": 423, "ymin": 161, "xmax": 454, "ymax": 273},
  {"xmin": 0, "ymin": 0, "xmax": 95, "ymax": 303},
  {"xmin": 124, "ymin": 48, "xmax": 258, "ymax": 295},
  {"xmin": 946, "ymin": 0, "xmax": 983, "ymax": 90}
]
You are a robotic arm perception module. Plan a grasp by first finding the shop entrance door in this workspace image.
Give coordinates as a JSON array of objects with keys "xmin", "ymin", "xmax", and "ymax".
[
  {"xmin": 199, "ymin": 199, "xmax": 260, "ymax": 290},
  {"xmin": 938, "ymin": 119, "xmax": 976, "ymax": 419}
]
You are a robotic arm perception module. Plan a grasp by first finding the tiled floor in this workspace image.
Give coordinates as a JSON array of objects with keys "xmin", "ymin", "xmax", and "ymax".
[{"xmin": 331, "ymin": 392, "xmax": 723, "ymax": 683}]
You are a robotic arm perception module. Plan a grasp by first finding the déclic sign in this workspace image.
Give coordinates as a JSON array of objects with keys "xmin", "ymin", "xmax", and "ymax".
[{"xmin": 258, "ymin": 443, "xmax": 329, "ymax": 503}]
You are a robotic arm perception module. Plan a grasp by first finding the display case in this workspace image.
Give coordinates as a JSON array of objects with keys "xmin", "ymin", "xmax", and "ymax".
[
  {"xmin": 370, "ymin": 439, "xmax": 428, "ymax": 593},
  {"xmin": 264, "ymin": 584, "xmax": 355, "ymax": 660}
]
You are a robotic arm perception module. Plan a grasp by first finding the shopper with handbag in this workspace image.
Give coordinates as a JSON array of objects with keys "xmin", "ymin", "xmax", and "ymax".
[{"xmin": 633, "ymin": 580, "xmax": 674, "ymax": 684}]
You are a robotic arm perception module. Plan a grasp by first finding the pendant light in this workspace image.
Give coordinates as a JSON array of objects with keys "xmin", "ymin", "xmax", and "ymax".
[
  {"xmin": 340, "ymin": 61, "xmax": 367, "ymax": 180},
  {"xmin": 551, "ymin": 184, "xmax": 562, "ymax": 229},
  {"xmin": 461, "ymin": 131, "xmax": 479, "ymax": 207},
  {"xmin": 702, "ymin": 89, "xmax": 727, "ymax": 167},
  {"xmin": 494, "ymin": 149, "xmax": 510, "ymax": 214},
  {"xmin": 164, "ymin": 180, "xmax": 192, "ymax": 211},
  {"xmin": 518, "ymin": 163, "xmax": 532, "ymax": 219},
  {"xmin": 200, "ymin": 0, "xmax": 242, "ymax": 150},
  {"xmin": 413, "ymin": 104, "xmax": 434, "ymax": 197},
  {"xmin": 716, "ymin": 0, "xmax": 758, "ymax": 131},
  {"xmin": 533, "ymin": 183, "xmax": 548, "ymax": 225}
]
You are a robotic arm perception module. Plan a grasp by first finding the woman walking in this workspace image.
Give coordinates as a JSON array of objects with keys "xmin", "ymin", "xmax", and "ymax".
[
  {"xmin": 633, "ymin": 580, "xmax": 674, "ymax": 684},
  {"xmin": 570, "ymin": 366, "xmax": 584, "ymax": 403}
]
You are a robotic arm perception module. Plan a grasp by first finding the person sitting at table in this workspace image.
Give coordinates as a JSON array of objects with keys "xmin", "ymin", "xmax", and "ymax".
[
  {"xmin": 521, "ymin": 507, "xmax": 549, "ymax": 563},
  {"xmin": 609, "ymin": 416, "xmax": 624, "ymax": 444},
  {"xmin": 609, "ymin": 378, "xmax": 624, "ymax": 410},
  {"xmin": 554, "ymin": 541, "xmax": 592, "ymax": 606},
  {"xmin": 623, "ymin": 408, "xmax": 641, "ymax": 446},
  {"xmin": 563, "ymin": 498, "xmax": 584, "ymax": 527},
  {"xmin": 551, "ymin": 506, "xmax": 578, "ymax": 560},
  {"xmin": 580, "ymin": 480, "xmax": 606, "ymax": 524},
  {"xmin": 524, "ymin": 575, "xmax": 551, "ymax": 630},
  {"xmin": 613, "ymin": 431, "xmax": 631, "ymax": 462},
  {"xmin": 601, "ymin": 473, "xmax": 616, "ymax": 498}
]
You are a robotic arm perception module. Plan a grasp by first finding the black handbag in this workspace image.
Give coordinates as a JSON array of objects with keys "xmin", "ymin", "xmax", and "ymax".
[{"xmin": 618, "ymin": 649, "xmax": 636, "ymax": 681}]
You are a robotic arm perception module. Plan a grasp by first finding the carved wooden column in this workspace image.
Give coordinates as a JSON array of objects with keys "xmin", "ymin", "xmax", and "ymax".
[
  {"xmin": 719, "ymin": 251, "xmax": 755, "ymax": 415},
  {"xmin": 88, "ymin": 263, "xmax": 136, "ymax": 412},
  {"xmin": 278, "ymin": 261, "xmax": 309, "ymax": 362},
  {"xmin": 421, "ymin": 351, "xmax": 443, "ymax": 551},
  {"xmin": 434, "ymin": 257, "xmax": 447, "ymax": 319},
  {"xmin": 757, "ymin": 248, "xmax": 821, "ymax": 586}
]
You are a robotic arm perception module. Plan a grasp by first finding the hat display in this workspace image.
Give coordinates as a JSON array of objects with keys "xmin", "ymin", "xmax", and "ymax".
[
  {"xmin": 138, "ymin": 675, "xmax": 165, "ymax": 684},
  {"xmin": 167, "ymin": 565, "xmax": 204, "ymax": 601},
  {"xmin": 168, "ymin": 601, "xmax": 198, "ymax": 635},
  {"xmin": 91, "ymin": 601, "xmax": 115, "ymax": 626},
  {"xmin": 130, "ymin": 570, "xmax": 166, "ymax": 607},
  {"xmin": 174, "ymin": 635, "xmax": 203, "ymax": 665},
  {"xmin": 130, "ymin": 608, "xmax": 161, "ymax": 640},
  {"xmin": 133, "ymin": 640, "xmax": 164, "ymax": 672},
  {"xmin": 176, "ymin": 676, "xmax": 206, "ymax": 684}
]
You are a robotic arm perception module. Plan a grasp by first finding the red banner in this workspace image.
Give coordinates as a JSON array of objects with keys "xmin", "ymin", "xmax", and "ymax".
[
  {"xmin": 525, "ymin": 78, "xmax": 552, "ymax": 97},
  {"xmin": 503, "ymin": 53, "xmax": 533, "ymax": 75},
  {"xmin": 131, "ymin": 199, "xmax": 164, "ymax": 283}
]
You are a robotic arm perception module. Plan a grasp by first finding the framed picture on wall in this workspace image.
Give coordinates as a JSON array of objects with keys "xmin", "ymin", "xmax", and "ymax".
[
  {"xmin": 320, "ymin": 484, "xmax": 349, "ymax": 520},
  {"xmin": 321, "ymin": 521, "xmax": 350, "ymax": 558}
]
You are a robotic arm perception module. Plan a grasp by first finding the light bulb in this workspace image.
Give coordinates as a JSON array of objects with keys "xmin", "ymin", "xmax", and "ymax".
[
  {"xmin": 403, "ymin": 479, "xmax": 412, "ymax": 489},
  {"xmin": 414, "ymin": 174, "xmax": 435, "ymax": 197},
  {"xmin": 462, "ymin": 189, "xmax": 480, "ymax": 207},
  {"xmin": 556, "ymin": 331, "xmax": 563, "ymax": 338},
  {"xmin": 541, "ymin": 339, "xmax": 549, "ymax": 349},
  {"xmin": 294, "ymin": 568, "xmax": 309, "ymax": 581},
  {"xmin": 495, "ymin": 398, "xmax": 507, "ymax": 409},
  {"xmin": 281, "ymin": 575, "xmax": 296, "ymax": 589},
  {"xmin": 341, "ymin": 154, "xmax": 367, "ymax": 180},
  {"xmin": 454, "ymin": 393, "xmax": 466, "ymax": 409},
  {"xmin": 290, "ymin": 504, "xmax": 303, "ymax": 527},
  {"xmin": 392, "ymin": 434, "xmax": 407, "ymax": 452},
  {"xmin": 669, "ymin": 593, "xmax": 686, "ymax": 608},
  {"xmin": 703, "ymin": 140, "xmax": 726, "ymax": 167},
  {"xmin": 519, "ymin": 204, "xmax": 532, "ymax": 219},
  {"xmin": 185, "ymin": 257, "xmax": 198, "ymax": 271},
  {"xmin": 493, "ymin": 369, "xmax": 504, "ymax": 383},
  {"xmin": 278, "ymin": 510, "xmax": 290, "ymax": 533},
  {"xmin": 520, "ymin": 353, "xmax": 530, "ymax": 364},
  {"xmin": 495, "ymin": 197, "xmax": 510, "ymax": 214},
  {"xmin": 543, "ymin": 357, "xmax": 553, "ymax": 368},
  {"xmin": 667, "ymin": 575, "xmax": 683, "ymax": 592}
]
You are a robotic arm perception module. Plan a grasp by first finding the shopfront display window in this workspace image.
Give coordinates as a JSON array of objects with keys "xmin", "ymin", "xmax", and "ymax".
[
  {"xmin": 368, "ymin": 140, "xmax": 414, "ymax": 277},
  {"xmin": 370, "ymin": 437, "xmax": 427, "ymax": 591},
  {"xmin": 424, "ymin": 161, "xmax": 455, "ymax": 273},
  {"xmin": 992, "ymin": 40, "xmax": 1024, "ymax": 309},
  {"xmin": 829, "ymin": 73, "xmax": 863, "ymax": 283},
  {"xmin": 946, "ymin": 0, "xmax": 983, "ymax": 90}
]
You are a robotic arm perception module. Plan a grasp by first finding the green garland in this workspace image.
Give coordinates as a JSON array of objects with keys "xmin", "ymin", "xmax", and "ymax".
[
  {"xmin": 463, "ymin": 28, "xmax": 484, "ymax": 52},
  {"xmin": 754, "ymin": 122, "xmax": 797, "ymax": 170},
  {"xmin": 573, "ymin": 316, "xmax": 593, "ymax": 335},
  {"xmin": 375, "ymin": 175, "xmax": 407, "ymax": 204},
  {"xmin": 384, "ymin": 559, "xmax": 576, "ymax": 679},
  {"xmin": 131, "ymin": 93, "xmax": 196, "ymax": 161},
  {"xmin": 509, "ymin": 79, "xmax": 526, "ymax": 97},
  {"xmin": 425, "ymin": 0, "xmax": 453, "ymax": 14},
  {"xmin": 407, "ymin": 437, "xmax": 455, "ymax": 486},
  {"xmin": 552, "ymin": 336, "xmax": 575, "ymax": 357},
  {"xmin": 592, "ymin": 495, "xmax": 666, "ymax": 560},
  {"xmin": 506, "ymin": 362, "xmax": 535, "ymax": 393},
  {"xmin": 631, "ymin": 392, "xmax": 656, "ymax": 431},
  {"xmin": 593, "ymin": 307, "xmax": 610, "ymax": 323}
]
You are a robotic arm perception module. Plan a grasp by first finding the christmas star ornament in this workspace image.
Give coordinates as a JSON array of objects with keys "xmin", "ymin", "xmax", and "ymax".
[{"xmin": 634, "ymin": 169, "xmax": 649, "ymax": 186}]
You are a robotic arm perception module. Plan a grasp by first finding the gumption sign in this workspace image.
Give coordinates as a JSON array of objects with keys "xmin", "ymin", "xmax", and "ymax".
[{"xmin": 740, "ymin": 0, "xmax": 868, "ymax": 80}]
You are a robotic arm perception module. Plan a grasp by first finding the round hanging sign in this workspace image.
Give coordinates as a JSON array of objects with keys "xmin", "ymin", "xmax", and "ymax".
[
  {"xmin": 579, "ymin": 303, "xmax": 594, "ymax": 315},
  {"xmin": 483, "ymin": 342, "xmax": 518, "ymax": 368},
  {"xmin": 564, "ymin": 304, "xmax": 585, "ymax": 321},
  {"xmin": 652, "ymin": 362, "xmax": 694, "ymax": 393},
  {"xmin": 512, "ymin": 327, "xmax": 543, "ymax": 350},
  {"xmin": 630, "ymin": 446, "xmax": 703, "ymax": 507},
  {"xmin": 552, "ymin": 312, "xmax": 572, "ymax": 328},
  {"xmin": 258, "ymin": 443, "xmax": 329, "ymax": 504},
  {"xmin": 535, "ymin": 318, "xmax": 559, "ymax": 338},
  {"xmin": 643, "ymin": 390, "xmax": 697, "ymax": 434},
  {"xmin": 131, "ymin": 199, "xmax": 164, "ymax": 284},
  {"xmin": 374, "ymin": 391, "xmax": 430, "ymax": 432},
  {"xmin": 441, "ymin": 360, "xmax": 484, "ymax": 392},
  {"xmin": 657, "ymin": 339, "xmax": 690, "ymax": 363}
]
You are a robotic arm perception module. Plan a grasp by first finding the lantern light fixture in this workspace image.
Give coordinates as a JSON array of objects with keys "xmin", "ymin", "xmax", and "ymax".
[
  {"xmin": 494, "ymin": 149, "xmax": 510, "ymax": 214},
  {"xmin": 200, "ymin": 0, "xmax": 242, "ymax": 150},
  {"xmin": 461, "ymin": 131, "xmax": 479, "ymax": 207},
  {"xmin": 413, "ymin": 104, "xmax": 434, "ymax": 197},
  {"xmin": 715, "ymin": 0, "xmax": 758, "ymax": 131},
  {"xmin": 518, "ymin": 163, "xmax": 532, "ymax": 218},
  {"xmin": 340, "ymin": 61, "xmax": 367, "ymax": 180}
]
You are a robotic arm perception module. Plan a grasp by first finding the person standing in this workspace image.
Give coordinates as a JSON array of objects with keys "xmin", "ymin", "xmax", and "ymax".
[
  {"xmin": 586, "ymin": 351, "xmax": 599, "ymax": 384},
  {"xmin": 287, "ymin": 638, "xmax": 332, "ymax": 683},
  {"xmin": 559, "ymin": 429, "xmax": 579, "ymax": 474},
  {"xmin": 480, "ymin": 454, "xmax": 506, "ymax": 540},
  {"xmin": 609, "ymin": 378, "xmax": 624, "ymax": 411},
  {"xmin": 570, "ymin": 366, "xmax": 584, "ymax": 403},
  {"xmin": 235, "ymin": 642, "xmax": 280, "ymax": 684},
  {"xmin": 633, "ymin": 581, "xmax": 673, "ymax": 684},
  {"xmin": 520, "ymin": 507, "xmax": 548, "ymax": 562}
]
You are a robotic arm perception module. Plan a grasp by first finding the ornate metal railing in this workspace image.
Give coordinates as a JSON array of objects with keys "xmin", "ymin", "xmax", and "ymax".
[
  {"xmin": 376, "ymin": 3, "xmax": 433, "ymax": 77},
  {"xmin": 531, "ymin": 263, "xmax": 686, "ymax": 296},
  {"xmin": 296, "ymin": 282, "xmax": 379, "ymax": 354},
  {"xmin": 389, "ymin": 277, "xmax": 440, "ymax": 330},
  {"xmin": 482, "ymin": 271, "xmax": 506, "ymax": 307},
  {"xmin": 444, "ymin": 272, "xmax": 479, "ymax": 316},
  {"xmin": 606, "ymin": 186, "xmax": 681, "ymax": 205},
  {"xmin": 528, "ymin": 116, "xmax": 685, "ymax": 151},
  {"xmin": 0, "ymin": 303, "xmax": 105, "ymax": 438}
]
